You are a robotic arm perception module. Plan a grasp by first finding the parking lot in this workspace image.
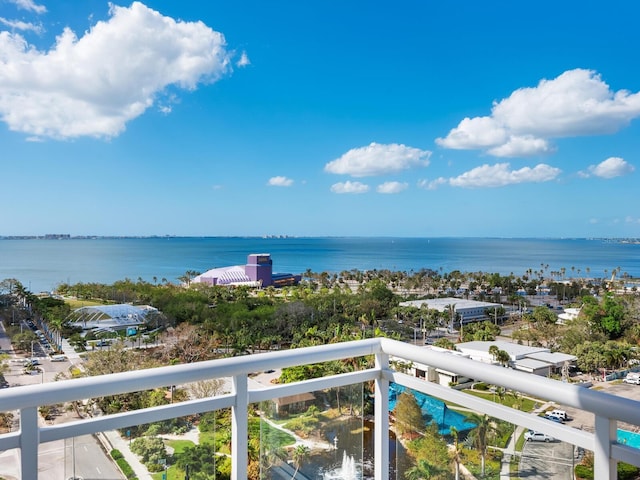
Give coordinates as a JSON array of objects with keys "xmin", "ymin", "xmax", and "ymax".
[
  {"xmin": 514, "ymin": 380, "xmax": 640, "ymax": 479},
  {"xmin": 520, "ymin": 437, "xmax": 575, "ymax": 478},
  {"xmin": 550, "ymin": 380, "xmax": 640, "ymax": 433}
]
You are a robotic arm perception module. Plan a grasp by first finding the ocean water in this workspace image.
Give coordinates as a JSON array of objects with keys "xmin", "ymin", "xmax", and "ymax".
[{"xmin": 0, "ymin": 237, "xmax": 638, "ymax": 294}]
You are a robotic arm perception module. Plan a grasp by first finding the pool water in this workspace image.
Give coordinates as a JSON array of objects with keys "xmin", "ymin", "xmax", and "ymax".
[
  {"xmin": 389, "ymin": 383, "xmax": 476, "ymax": 435},
  {"xmin": 617, "ymin": 429, "xmax": 640, "ymax": 448}
]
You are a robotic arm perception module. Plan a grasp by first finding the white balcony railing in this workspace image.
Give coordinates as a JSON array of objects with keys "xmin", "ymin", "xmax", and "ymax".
[{"xmin": 1, "ymin": 337, "xmax": 640, "ymax": 479}]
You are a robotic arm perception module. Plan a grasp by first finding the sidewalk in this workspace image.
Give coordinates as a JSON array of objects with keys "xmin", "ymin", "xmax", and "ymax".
[
  {"xmin": 100, "ymin": 430, "xmax": 154, "ymax": 480},
  {"xmin": 59, "ymin": 337, "xmax": 83, "ymax": 361}
]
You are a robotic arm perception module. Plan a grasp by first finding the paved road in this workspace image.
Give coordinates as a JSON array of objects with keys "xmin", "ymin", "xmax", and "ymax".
[
  {"xmin": 0, "ymin": 319, "xmax": 124, "ymax": 480},
  {"xmin": 520, "ymin": 439, "xmax": 575, "ymax": 479}
]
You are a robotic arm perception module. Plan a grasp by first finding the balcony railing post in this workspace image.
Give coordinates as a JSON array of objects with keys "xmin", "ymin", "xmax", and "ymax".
[
  {"xmin": 375, "ymin": 352, "xmax": 390, "ymax": 480},
  {"xmin": 20, "ymin": 406, "xmax": 39, "ymax": 479},
  {"xmin": 231, "ymin": 373, "xmax": 248, "ymax": 480},
  {"xmin": 594, "ymin": 414, "xmax": 617, "ymax": 480}
]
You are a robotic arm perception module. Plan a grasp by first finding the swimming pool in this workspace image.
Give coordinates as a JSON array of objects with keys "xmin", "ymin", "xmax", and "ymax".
[
  {"xmin": 617, "ymin": 429, "xmax": 640, "ymax": 449},
  {"xmin": 388, "ymin": 383, "xmax": 476, "ymax": 435}
]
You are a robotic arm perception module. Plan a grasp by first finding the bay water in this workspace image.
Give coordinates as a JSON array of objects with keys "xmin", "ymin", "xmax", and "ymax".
[{"xmin": 0, "ymin": 237, "xmax": 638, "ymax": 294}]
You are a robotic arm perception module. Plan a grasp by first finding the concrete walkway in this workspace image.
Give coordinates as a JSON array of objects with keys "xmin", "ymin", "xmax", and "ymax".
[
  {"xmin": 59, "ymin": 337, "xmax": 83, "ymax": 361},
  {"xmin": 99, "ymin": 429, "xmax": 154, "ymax": 480}
]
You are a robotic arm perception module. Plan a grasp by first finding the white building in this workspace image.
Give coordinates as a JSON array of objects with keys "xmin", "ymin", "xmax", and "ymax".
[
  {"xmin": 392, "ymin": 345, "xmax": 475, "ymax": 387},
  {"xmin": 66, "ymin": 304, "xmax": 158, "ymax": 332},
  {"xmin": 558, "ymin": 307, "xmax": 581, "ymax": 324},
  {"xmin": 455, "ymin": 340, "xmax": 577, "ymax": 377},
  {"xmin": 400, "ymin": 297, "xmax": 504, "ymax": 327}
]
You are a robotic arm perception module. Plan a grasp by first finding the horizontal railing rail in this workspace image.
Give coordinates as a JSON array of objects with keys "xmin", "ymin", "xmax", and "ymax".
[{"xmin": 0, "ymin": 337, "xmax": 638, "ymax": 479}]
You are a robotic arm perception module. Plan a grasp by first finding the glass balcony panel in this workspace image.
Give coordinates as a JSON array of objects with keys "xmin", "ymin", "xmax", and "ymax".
[
  {"xmin": 257, "ymin": 384, "xmax": 364, "ymax": 479},
  {"xmin": 2, "ymin": 338, "xmax": 640, "ymax": 479}
]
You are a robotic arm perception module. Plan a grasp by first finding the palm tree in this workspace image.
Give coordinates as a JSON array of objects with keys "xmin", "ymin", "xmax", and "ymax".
[
  {"xmin": 496, "ymin": 349, "xmax": 511, "ymax": 367},
  {"xmin": 450, "ymin": 426, "xmax": 462, "ymax": 480},
  {"xmin": 488, "ymin": 345, "xmax": 499, "ymax": 362},
  {"xmin": 405, "ymin": 458, "xmax": 447, "ymax": 479},
  {"xmin": 511, "ymin": 390, "xmax": 523, "ymax": 410},
  {"xmin": 291, "ymin": 444, "xmax": 309, "ymax": 479},
  {"xmin": 466, "ymin": 413, "xmax": 496, "ymax": 477},
  {"xmin": 178, "ymin": 270, "xmax": 200, "ymax": 287}
]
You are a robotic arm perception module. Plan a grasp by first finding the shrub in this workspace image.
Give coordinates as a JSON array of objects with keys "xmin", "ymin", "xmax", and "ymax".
[
  {"xmin": 147, "ymin": 462, "xmax": 164, "ymax": 472},
  {"xmin": 111, "ymin": 449, "xmax": 123, "ymax": 460},
  {"xmin": 574, "ymin": 464, "xmax": 594, "ymax": 479},
  {"xmin": 131, "ymin": 436, "xmax": 167, "ymax": 464},
  {"xmin": 618, "ymin": 462, "xmax": 640, "ymax": 480},
  {"xmin": 115, "ymin": 457, "xmax": 136, "ymax": 479}
]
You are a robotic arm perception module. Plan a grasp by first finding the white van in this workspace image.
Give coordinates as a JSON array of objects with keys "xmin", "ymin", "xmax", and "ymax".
[
  {"xmin": 623, "ymin": 373, "xmax": 640, "ymax": 385},
  {"xmin": 51, "ymin": 355, "xmax": 67, "ymax": 362},
  {"xmin": 549, "ymin": 409, "xmax": 568, "ymax": 421}
]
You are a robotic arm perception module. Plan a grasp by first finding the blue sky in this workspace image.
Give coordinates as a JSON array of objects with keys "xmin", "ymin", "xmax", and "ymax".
[{"xmin": 1, "ymin": 0, "xmax": 639, "ymax": 238}]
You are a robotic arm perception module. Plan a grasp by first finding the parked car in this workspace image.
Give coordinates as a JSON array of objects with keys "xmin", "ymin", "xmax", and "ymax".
[
  {"xmin": 544, "ymin": 412, "xmax": 564, "ymax": 423},
  {"xmin": 525, "ymin": 430, "xmax": 554, "ymax": 442},
  {"xmin": 623, "ymin": 374, "xmax": 640, "ymax": 385}
]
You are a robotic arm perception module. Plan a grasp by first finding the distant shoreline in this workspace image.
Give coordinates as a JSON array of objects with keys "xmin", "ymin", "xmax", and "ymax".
[{"xmin": 1, "ymin": 235, "xmax": 639, "ymax": 244}]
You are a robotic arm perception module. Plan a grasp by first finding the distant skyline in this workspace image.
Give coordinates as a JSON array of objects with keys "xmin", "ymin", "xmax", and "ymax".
[{"xmin": 1, "ymin": 1, "xmax": 639, "ymax": 238}]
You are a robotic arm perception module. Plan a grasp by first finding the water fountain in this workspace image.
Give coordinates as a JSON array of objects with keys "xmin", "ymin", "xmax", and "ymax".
[{"xmin": 323, "ymin": 450, "xmax": 359, "ymax": 479}]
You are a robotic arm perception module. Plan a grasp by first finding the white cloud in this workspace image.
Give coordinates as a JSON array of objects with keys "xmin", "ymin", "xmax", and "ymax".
[
  {"xmin": 376, "ymin": 181, "xmax": 408, "ymax": 194},
  {"xmin": 417, "ymin": 178, "xmax": 447, "ymax": 190},
  {"xmin": 0, "ymin": 17, "xmax": 43, "ymax": 33},
  {"xmin": 626, "ymin": 216, "xmax": 640, "ymax": 224},
  {"xmin": 325, "ymin": 142, "xmax": 431, "ymax": 177},
  {"xmin": 267, "ymin": 176, "xmax": 294, "ymax": 187},
  {"xmin": 449, "ymin": 162, "xmax": 561, "ymax": 188},
  {"xmin": 237, "ymin": 51, "xmax": 250, "ymax": 67},
  {"xmin": 330, "ymin": 181, "xmax": 370, "ymax": 194},
  {"xmin": 580, "ymin": 157, "xmax": 635, "ymax": 179},
  {"xmin": 437, "ymin": 69, "xmax": 640, "ymax": 157},
  {"xmin": 8, "ymin": 0, "xmax": 46, "ymax": 14},
  {"xmin": 435, "ymin": 116, "xmax": 508, "ymax": 150},
  {"xmin": 487, "ymin": 135, "xmax": 555, "ymax": 157},
  {"xmin": 0, "ymin": 2, "xmax": 232, "ymax": 139}
]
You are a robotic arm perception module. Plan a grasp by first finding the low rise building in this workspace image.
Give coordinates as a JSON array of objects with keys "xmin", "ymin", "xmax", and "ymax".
[
  {"xmin": 400, "ymin": 297, "xmax": 505, "ymax": 328},
  {"xmin": 455, "ymin": 340, "xmax": 577, "ymax": 377}
]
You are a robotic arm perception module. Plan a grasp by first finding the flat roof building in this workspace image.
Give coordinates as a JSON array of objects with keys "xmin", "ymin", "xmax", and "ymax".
[
  {"xmin": 455, "ymin": 340, "xmax": 577, "ymax": 377},
  {"xmin": 400, "ymin": 297, "xmax": 504, "ymax": 327}
]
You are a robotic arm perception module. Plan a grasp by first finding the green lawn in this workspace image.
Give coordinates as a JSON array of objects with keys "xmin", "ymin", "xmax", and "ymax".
[
  {"xmin": 250, "ymin": 417, "xmax": 296, "ymax": 448},
  {"xmin": 166, "ymin": 439, "xmax": 194, "ymax": 454},
  {"xmin": 465, "ymin": 390, "xmax": 538, "ymax": 412},
  {"xmin": 64, "ymin": 298, "xmax": 108, "ymax": 309},
  {"xmin": 152, "ymin": 466, "xmax": 183, "ymax": 480},
  {"xmin": 150, "ymin": 440, "xmax": 195, "ymax": 480}
]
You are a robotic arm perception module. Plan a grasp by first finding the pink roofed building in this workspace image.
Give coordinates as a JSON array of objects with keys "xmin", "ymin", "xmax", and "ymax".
[{"xmin": 192, "ymin": 253, "xmax": 300, "ymax": 288}]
